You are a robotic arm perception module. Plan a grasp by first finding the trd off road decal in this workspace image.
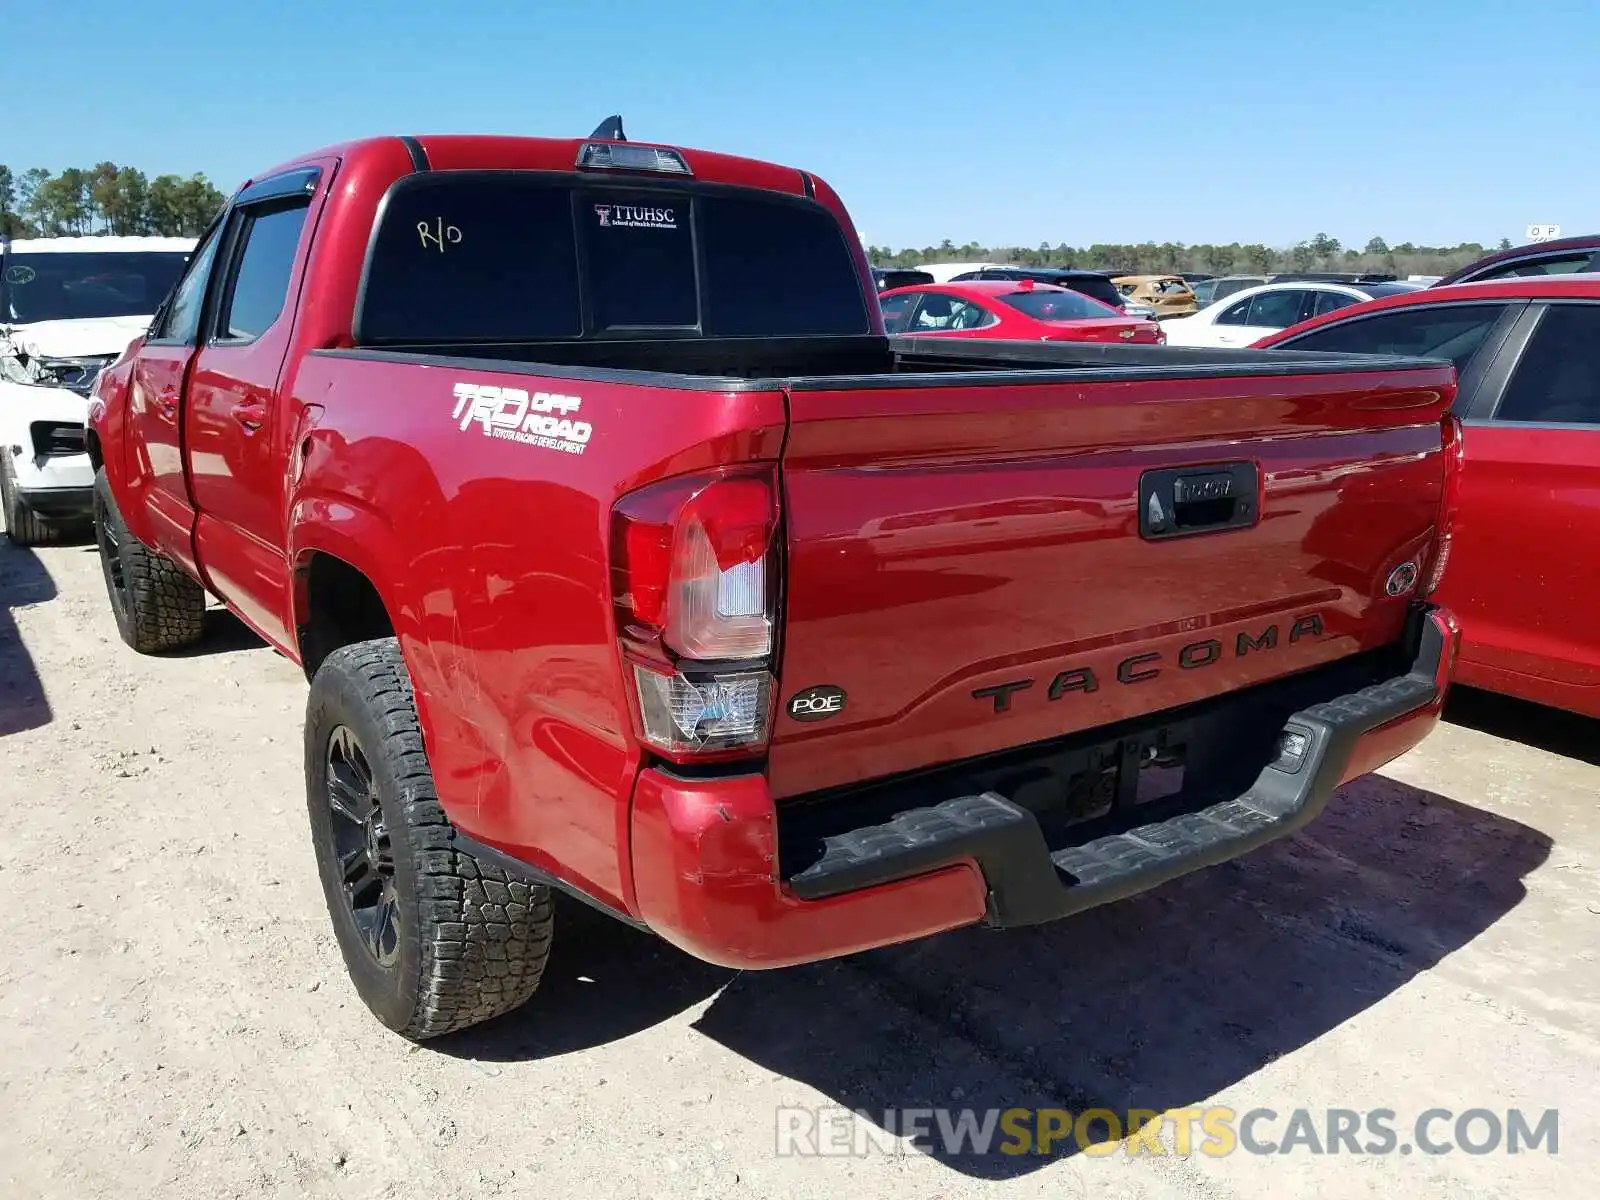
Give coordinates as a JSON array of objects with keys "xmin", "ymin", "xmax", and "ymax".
[{"xmin": 451, "ymin": 383, "xmax": 593, "ymax": 454}]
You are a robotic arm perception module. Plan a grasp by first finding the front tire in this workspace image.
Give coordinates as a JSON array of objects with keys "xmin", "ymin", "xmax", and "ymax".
[
  {"xmin": 92, "ymin": 468, "xmax": 206, "ymax": 653},
  {"xmin": 1, "ymin": 453, "xmax": 63, "ymax": 546},
  {"xmin": 305, "ymin": 638, "xmax": 555, "ymax": 1040}
]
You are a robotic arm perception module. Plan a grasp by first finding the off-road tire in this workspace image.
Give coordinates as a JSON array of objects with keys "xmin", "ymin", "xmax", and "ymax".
[
  {"xmin": 92, "ymin": 468, "xmax": 206, "ymax": 653},
  {"xmin": 305, "ymin": 638, "xmax": 555, "ymax": 1040},
  {"xmin": 1, "ymin": 453, "xmax": 64, "ymax": 546}
]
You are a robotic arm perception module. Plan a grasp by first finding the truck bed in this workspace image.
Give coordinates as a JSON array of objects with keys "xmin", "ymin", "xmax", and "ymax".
[{"xmin": 318, "ymin": 333, "xmax": 1443, "ymax": 387}]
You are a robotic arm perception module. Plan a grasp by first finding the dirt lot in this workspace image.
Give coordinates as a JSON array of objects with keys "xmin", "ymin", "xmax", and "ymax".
[{"xmin": 1, "ymin": 537, "xmax": 1596, "ymax": 1200}]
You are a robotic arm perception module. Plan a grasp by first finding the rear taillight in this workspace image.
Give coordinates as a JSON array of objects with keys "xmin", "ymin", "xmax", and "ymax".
[
  {"xmin": 1422, "ymin": 413, "xmax": 1465, "ymax": 597},
  {"xmin": 611, "ymin": 468, "xmax": 780, "ymax": 761}
]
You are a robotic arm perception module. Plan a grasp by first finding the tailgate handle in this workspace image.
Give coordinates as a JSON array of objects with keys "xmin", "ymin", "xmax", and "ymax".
[{"xmin": 1139, "ymin": 463, "xmax": 1258, "ymax": 540}]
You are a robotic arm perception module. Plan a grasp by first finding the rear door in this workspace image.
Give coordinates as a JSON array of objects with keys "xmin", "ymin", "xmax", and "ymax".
[
  {"xmin": 185, "ymin": 164, "xmax": 329, "ymax": 650},
  {"xmin": 1446, "ymin": 301, "xmax": 1600, "ymax": 711},
  {"xmin": 126, "ymin": 219, "xmax": 226, "ymax": 572}
]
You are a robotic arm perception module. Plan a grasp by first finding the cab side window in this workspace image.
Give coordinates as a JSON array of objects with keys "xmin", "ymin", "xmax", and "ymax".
[{"xmin": 214, "ymin": 199, "xmax": 312, "ymax": 342}]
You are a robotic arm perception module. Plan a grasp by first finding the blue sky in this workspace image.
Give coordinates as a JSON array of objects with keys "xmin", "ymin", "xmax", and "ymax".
[{"xmin": 11, "ymin": 0, "xmax": 1593, "ymax": 250}]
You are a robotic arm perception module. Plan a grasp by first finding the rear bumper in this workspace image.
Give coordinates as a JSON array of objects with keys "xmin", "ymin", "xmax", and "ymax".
[
  {"xmin": 15, "ymin": 484, "xmax": 93, "ymax": 519},
  {"xmin": 629, "ymin": 606, "xmax": 1457, "ymax": 969}
]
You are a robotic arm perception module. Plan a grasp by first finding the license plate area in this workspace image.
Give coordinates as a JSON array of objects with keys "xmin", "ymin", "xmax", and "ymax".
[{"xmin": 1022, "ymin": 729, "xmax": 1190, "ymax": 832}]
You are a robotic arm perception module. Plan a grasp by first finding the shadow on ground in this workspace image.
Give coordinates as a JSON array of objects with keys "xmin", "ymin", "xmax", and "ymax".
[
  {"xmin": 0, "ymin": 540, "xmax": 57, "ymax": 735},
  {"xmin": 1445, "ymin": 685, "xmax": 1600, "ymax": 766},
  {"xmin": 172, "ymin": 607, "xmax": 269, "ymax": 657},
  {"xmin": 444, "ymin": 773, "xmax": 1550, "ymax": 1178}
]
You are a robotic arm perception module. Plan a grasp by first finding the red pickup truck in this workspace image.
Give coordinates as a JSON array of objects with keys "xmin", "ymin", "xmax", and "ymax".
[{"xmin": 86, "ymin": 125, "xmax": 1462, "ymax": 1040}]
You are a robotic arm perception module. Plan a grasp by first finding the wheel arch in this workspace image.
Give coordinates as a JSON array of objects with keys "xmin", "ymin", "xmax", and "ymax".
[{"xmin": 290, "ymin": 501, "xmax": 415, "ymax": 680}]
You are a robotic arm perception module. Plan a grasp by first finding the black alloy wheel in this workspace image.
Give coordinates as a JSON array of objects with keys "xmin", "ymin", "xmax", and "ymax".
[{"xmin": 325, "ymin": 724, "xmax": 401, "ymax": 967}]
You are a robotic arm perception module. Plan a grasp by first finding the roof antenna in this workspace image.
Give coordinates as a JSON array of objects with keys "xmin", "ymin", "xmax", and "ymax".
[{"xmin": 589, "ymin": 115, "xmax": 626, "ymax": 141}]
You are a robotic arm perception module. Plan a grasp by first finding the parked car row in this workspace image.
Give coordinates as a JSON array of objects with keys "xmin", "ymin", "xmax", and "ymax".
[{"xmin": 875, "ymin": 240, "xmax": 1600, "ymax": 726}]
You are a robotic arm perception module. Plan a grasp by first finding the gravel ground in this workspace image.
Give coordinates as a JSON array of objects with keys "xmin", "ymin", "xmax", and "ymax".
[{"xmin": 1, "ymin": 536, "xmax": 1596, "ymax": 1200}]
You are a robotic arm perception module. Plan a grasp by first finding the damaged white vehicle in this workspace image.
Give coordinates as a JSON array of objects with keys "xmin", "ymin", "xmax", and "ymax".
[{"xmin": 1, "ymin": 236, "xmax": 193, "ymax": 543}]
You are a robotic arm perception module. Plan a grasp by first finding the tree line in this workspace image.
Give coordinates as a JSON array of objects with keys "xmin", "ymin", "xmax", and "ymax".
[
  {"xmin": 0, "ymin": 163, "xmax": 227, "ymax": 240},
  {"xmin": 867, "ymin": 232, "xmax": 1517, "ymax": 279}
]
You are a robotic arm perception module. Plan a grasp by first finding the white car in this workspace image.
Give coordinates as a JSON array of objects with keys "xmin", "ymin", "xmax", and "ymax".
[
  {"xmin": 1160, "ymin": 280, "xmax": 1423, "ymax": 348},
  {"xmin": 0, "ymin": 235, "xmax": 193, "ymax": 543}
]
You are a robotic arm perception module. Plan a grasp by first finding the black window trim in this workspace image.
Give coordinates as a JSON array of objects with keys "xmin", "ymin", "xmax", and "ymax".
[
  {"xmin": 1472, "ymin": 298, "xmax": 1600, "ymax": 429},
  {"xmin": 1271, "ymin": 297, "xmax": 1527, "ymax": 418},
  {"xmin": 351, "ymin": 169, "xmax": 870, "ymax": 347},
  {"xmin": 206, "ymin": 193, "xmax": 316, "ymax": 348}
]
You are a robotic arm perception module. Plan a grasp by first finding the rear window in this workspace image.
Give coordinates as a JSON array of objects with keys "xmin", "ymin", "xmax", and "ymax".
[
  {"xmin": 356, "ymin": 173, "xmax": 870, "ymax": 343},
  {"xmin": 1054, "ymin": 275, "xmax": 1124, "ymax": 308},
  {"xmin": 1001, "ymin": 289, "xmax": 1119, "ymax": 321}
]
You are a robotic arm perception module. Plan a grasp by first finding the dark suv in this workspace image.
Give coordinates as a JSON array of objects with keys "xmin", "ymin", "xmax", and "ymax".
[{"xmin": 871, "ymin": 267, "xmax": 936, "ymax": 291}]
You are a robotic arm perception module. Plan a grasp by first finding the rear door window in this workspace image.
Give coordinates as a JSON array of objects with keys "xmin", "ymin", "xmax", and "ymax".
[
  {"xmin": 1494, "ymin": 305, "xmax": 1600, "ymax": 426},
  {"xmin": 1276, "ymin": 303, "xmax": 1508, "ymax": 373},
  {"xmin": 1312, "ymin": 290, "xmax": 1359, "ymax": 318},
  {"xmin": 1246, "ymin": 289, "xmax": 1311, "ymax": 328},
  {"xmin": 910, "ymin": 293, "xmax": 962, "ymax": 330},
  {"xmin": 947, "ymin": 300, "xmax": 996, "ymax": 330}
]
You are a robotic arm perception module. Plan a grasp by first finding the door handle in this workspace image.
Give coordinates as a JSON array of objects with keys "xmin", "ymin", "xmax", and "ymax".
[
  {"xmin": 158, "ymin": 387, "xmax": 178, "ymax": 417},
  {"xmin": 230, "ymin": 402, "xmax": 267, "ymax": 432}
]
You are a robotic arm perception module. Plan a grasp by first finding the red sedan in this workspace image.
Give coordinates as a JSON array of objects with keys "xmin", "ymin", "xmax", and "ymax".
[
  {"xmin": 1255, "ymin": 274, "xmax": 1600, "ymax": 718},
  {"xmin": 878, "ymin": 279, "xmax": 1166, "ymax": 344}
]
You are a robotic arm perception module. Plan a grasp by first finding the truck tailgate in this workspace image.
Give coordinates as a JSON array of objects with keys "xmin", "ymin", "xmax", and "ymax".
[{"xmin": 770, "ymin": 362, "xmax": 1454, "ymax": 799}]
